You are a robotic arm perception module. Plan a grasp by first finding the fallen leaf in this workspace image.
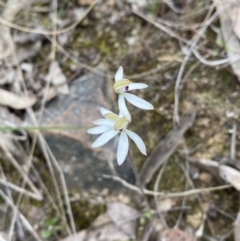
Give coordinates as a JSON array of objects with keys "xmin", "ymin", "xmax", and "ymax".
[
  {"xmin": 45, "ymin": 61, "xmax": 69, "ymax": 95},
  {"xmin": 60, "ymin": 202, "xmax": 138, "ymax": 241},
  {"xmin": 187, "ymin": 211, "xmax": 203, "ymax": 229},
  {"xmin": 160, "ymin": 228, "xmax": 196, "ymax": 241},
  {"xmin": 0, "ymin": 66, "xmax": 16, "ymax": 85},
  {"xmin": 85, "ymin": 213, "xmax": 132, "ymax": 241},
  {"xmin": 228, "ymin": 5, "xmax": 240, "ymax": 39},
  {"xmin": 188, "ymin": 159, "xmax": 221, "ymax": 180},
  {"xmin": 219, "ymin": 165, "xmax": 240, "ymax": 191},
  {"xmin": 0, "ymin": 0, "xmax": 30, "ymax": 60},
  {"xmin": 0, "ymin": 89, "xmax": 37, "ymax": 109},
  {"xmin": 107, "ymin": 202, "xmax": 139, "ymax": 239},
  {"xmin": 215, "ymin": 0, "xmax": 240, "ymax": 80}
]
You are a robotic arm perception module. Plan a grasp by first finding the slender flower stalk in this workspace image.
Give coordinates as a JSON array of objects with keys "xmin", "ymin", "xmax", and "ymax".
[
  {"xmin": 113, "ymin": 66, "xmax": 154, "ymax": 122},
  {"xmin": 87, "ymin": 67, "xmax": 155, "ymax": 226},
  {"xmin": 127, "ymin": 151, "xmax": 151, "ymax": 209},
  {"xmin": 87, "ymin": 108, "xmax": 147, "ymax": 165},
  {"xmin": 87, "ymin": 66, "xmax": 155, "ymax": 231}
]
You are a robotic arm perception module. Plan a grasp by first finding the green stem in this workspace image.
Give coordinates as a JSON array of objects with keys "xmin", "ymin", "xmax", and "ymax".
[{"xmin": 0, "ymin": 126, "xmax": 86, "ymax": 132}]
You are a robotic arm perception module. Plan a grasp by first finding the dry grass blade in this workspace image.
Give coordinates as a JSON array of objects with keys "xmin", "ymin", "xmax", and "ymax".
[
  {"xmin": 234, "ymin": 212, "xmax": 240, "ymax": 241},
  {"xmin": 0, "ymin": 89, "xmax": 37, "ymax": 109},
  {"xmin": 154, "ymin": 162, "xmax": 168, "ymax": 228},
  {"xmin": 133, "ymin": 10, "xmax": 189, "ymax": 44},
  {"xmin": 38, "ymin": 135, "xmax": 72, "ymax": 235},
  {"xmin": 173, "ymin": 5, "xmax": 218, "ymax": 124},
  {"xmin": 44, "ymin": 139, "xmax": 76, "ymax": 236},
  {"xmin": 231, "ymin": 123, "xmax": 237, "ymax": 159},
  {"xmin": 0, "ymin": 141, "xmax": 42, "ymax": 198},
  {"xmin": 0, "ymin": 178, "xmax": 42, "ymax": 200},
  {"xmin": 3, "ymin": 17, "xmax": 51, "ymax": 241},
  {"xmin": 0, "ymin": 190, "xmax": 42, "ymax": 241},
  {"xmin": 103, "ymin": 174, "xmax": 231, "ymax": 198}
]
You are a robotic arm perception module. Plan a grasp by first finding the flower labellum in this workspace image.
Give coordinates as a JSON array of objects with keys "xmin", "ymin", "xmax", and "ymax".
[
  {"xmin": 87, "ymin": 107, "xmax": 147, "ymax": 165},
  {"xmin": 114, "ymin": 66, "xmax": 154, "ymax": 122}
]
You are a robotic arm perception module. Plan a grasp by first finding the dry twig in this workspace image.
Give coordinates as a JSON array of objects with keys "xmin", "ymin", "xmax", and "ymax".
[{"xmin": 102, "ymin": 174, "xmax": 231, "ymax": 198}]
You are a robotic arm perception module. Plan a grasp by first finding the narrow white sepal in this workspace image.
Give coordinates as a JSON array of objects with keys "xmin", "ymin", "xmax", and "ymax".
[
  {"xmin": 124, "ymin": 93, "xmax": 154, "ymax": 110},
  {"xmin": 92, "ymin": 119, "xmax": 115, "ymax": 126},
  {"xmin": 125, "ymin": 129, "xmax": 147, "ymax": 155},
  {"xmin": 92, "ymin": 129, "xmax": 119, "ymax": 148},
  {"xmin": 117, "ymin": 131, "xmax": 129, "ymax": 165},
  {"xmin": 87, "ymin": 125, "xmax": 111, "ymax": 134},
  {"xmin": 118, "ymin": 95, "xmax": 131, "ymax": 122},
  {"xmin": 115, "ymin": 66, "xmax": 123, "ymax": 82},
  {"xmin": 128, "ymin": 83, "xmax": 148, "ymax": 90}
]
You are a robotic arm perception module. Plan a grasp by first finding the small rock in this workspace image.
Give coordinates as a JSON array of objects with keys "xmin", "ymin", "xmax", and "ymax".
[{"xmin": 32, "ymin": 70, "xmax": 134, "ymax": 193}]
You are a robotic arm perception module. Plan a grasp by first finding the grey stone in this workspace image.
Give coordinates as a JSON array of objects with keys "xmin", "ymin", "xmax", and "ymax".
[{"xmin": 37, "ymin": 70, "xmax": 134, "ymax": 193}]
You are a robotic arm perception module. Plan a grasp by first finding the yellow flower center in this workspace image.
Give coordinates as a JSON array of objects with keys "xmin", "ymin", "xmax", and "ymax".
[
  {"xmin": 113, "ymin": 79, "xmax": 132, "ymax": 93},
  {"xmin": 114, "ymin": 117, "xmax": 129, "ymax": 131},
  {"xmin": 105, "ymin": 113, "xmax": 119, "ymax": 121}
]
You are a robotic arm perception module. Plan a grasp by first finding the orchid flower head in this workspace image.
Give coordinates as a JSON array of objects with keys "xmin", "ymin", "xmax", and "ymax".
[
  {"xmin": 87, "ymin": 107, "xmax": 147, "ymax": 165},
  {"xmin": 113, "ymin": 66, "xmax": 154, "ymax": 122}
]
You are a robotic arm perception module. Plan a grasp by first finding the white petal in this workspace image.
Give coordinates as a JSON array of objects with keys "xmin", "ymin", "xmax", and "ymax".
[
  {"xmin": 115, "ymin": 66, "xmax": 123, "ymax": 82},
  {"xmin": 118, "ymin": 112, "xmax": 123, "ymax": 118},
  {"xmin": 99, "ymin": 107, "xmax": 114, "ymax": 117},
  {"xmin": 117, "ymin": 131, "xmax": 129, "ymax": 165},
  {"xmin": 87, "ymin": 125, "xmax": 111, "ymax": 134},
  {"xmin": 92, "ymin": 129, "xmax": 118, "ymax": 148},
  {"xmin": 118, "ymin": 95, "xmax": 131, "ymax": 122},
  {"xmin": 125, "ymin": 129, "xmax": 147, "ymax": 155},
  {"xmin": 92, "ymin": 119, "xmax": 115, "ymax": 126},
  {"xmin": 128, "ymin": 83, "xmax": 148, "ymax": 90},
  {"xmin": 124, "ymin": 93, "xmax": 154, "ymax": 110}
]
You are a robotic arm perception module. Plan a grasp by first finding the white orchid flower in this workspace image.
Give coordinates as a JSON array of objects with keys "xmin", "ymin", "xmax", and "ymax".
[
  {"xmin": 87, "ymin": 107, "xmax": 147, "ymax": 165},
  {"xmin": 113, "ymin": 66, "xmax": 154, "ymax": 122}
]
